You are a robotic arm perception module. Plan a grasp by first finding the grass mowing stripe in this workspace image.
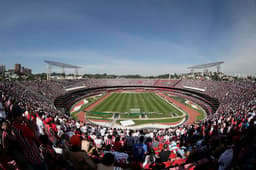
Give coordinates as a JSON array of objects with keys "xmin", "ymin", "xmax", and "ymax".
[
  {"xmin": 108, "ymin": 93, "xmax": 122, "ymax": 111},
  {"xmin": 145, "ymin": 93, "xmax": 158, "ymax": 112},
  {"xmin": 123, "ymin": 93, "xmax": 130, "ymax": 111},
  {"xmin": 116, "ymin": 93, "xmax": 128, "ymax": 112},
  {"xmin": 160, "ymin": 96, "xmax": 183, "ymax": 115},
  {"xmin": 147, "ymin": 94, "xmax": 170, "ymax": 118},
  {"xmin": 154, "ymin": 94, "xmax": 180, "ymax": 116},
  {"xmin": 93, "ymin": 93, "xmax": 117, "ymax": 112},
  {"xmin": 71, "ymin": 94, "xmax": 107, "ymax": 118},
  {"xmin": 169, "ymin": 95, "xmax": 205, "ymax": 119},
  {"xmin": 152, "ymin": 93, "xmax": 172, "ymax": 111},
  {"xmin": 91, "ymin": 92, "xmax": 184, "ymax": 120},
  {"xmin": 141, "ymin": 93, "xmax": 155, "ymax": 112},
  {"xmin": 151, "ymin": 93, "xmax": 176, "ymax": 114},
  {"xmin": 141, "ymin": 93, "xmax": 151, "ymax": 113},
  {"xmin": 102, "ymin": 93, "xmax": 118, "ymax": 107},
  {"xmin": 138, "ymin": 93, "xmax": 149, "ymax": 113},
  {"xmin": 148, "ymin": 93, "xmax": 168, "ymax": 114},
  {"xmin": 134, "ymin": 93, "xmax": 140, "ymax": 108},
  {"xmin": 126, "ymin": 94, "xmax": 132, "ymax": 109},
  {"xmin": 95, "ymin": 93, "xmax": 117, "ymax": 112},
  {"xmin": 130, "ymin": 94, "xmax": 135, "ymax": 109},
  {"xmin": 152, "ymin": 93, "xmax": 183, "ymax": 116},
  {"xmin": 150, "ymin": 93, "xmax": 169, "ymax": 113}
]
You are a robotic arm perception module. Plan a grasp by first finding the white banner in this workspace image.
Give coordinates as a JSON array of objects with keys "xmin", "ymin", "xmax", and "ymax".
[{"xmin": 120, "ymin": 120, "xmax": 135, "ymax": 126}]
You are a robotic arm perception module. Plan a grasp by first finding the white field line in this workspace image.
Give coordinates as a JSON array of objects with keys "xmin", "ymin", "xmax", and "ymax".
[
  {"xmin": 156, "ymin": 93, "xmax": 186, "ymax": 118},
  {"xmin": 90, "ymin": 117, "xmax": 186, "ymax": 129}
]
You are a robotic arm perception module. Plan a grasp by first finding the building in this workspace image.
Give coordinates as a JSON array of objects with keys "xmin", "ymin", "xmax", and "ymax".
[
  {"xmin": 0, "ymin": 65, "xmax": 5, "ymax": 77},
  {"xmin": 21, "ymin": 67, "xmax": 32, "ymax": 74},
  {"xmin": 14, "ymin": 64, "xmax": 32, "ymax": 75},
  {"xmin": 14, "ymin": 64, "xmax": 21, "ymax": 73}
]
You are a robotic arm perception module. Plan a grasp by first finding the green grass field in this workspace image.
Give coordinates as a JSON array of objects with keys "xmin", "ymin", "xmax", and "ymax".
[
  {"xmin": 117, "ymin": 117, "xmax": 183, "ymax": 125},
  {"xmin": 90, "ymin": 92, "xmax": 183, "ymax": 118},
  {"xmin": 168, "ymin": 94, "xmax": 205, "ymax": 121},
  {"xmin": 70, "ymin": 94, "xmax": 107, "ymax": 119},
  {"xmin": 120, "ymin": 114, "xmax": 140, "ymax": 119}
]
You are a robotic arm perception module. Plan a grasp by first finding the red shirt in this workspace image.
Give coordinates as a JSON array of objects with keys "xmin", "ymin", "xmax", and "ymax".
[
  {"xmin": 12, "ymin": 122, "xmax": 43, "ymax": 164},
  {"xmin": 51, "ymin": 123, "xmax": 58, "ymax": 133},
  {"xmin": 113, "ymin": 141, "xmax": 122, "ymax": 151}
]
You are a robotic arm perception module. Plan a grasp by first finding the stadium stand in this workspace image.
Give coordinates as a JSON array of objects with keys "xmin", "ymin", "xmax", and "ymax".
[{"xmin": 0, "ymin": 79, "xmax": 256, "ymax": 169}]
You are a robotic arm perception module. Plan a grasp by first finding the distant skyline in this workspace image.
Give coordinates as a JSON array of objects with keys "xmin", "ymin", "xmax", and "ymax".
[{"xmin": 1, "ymin": 0, "xmax": 256, "ymax": 76}]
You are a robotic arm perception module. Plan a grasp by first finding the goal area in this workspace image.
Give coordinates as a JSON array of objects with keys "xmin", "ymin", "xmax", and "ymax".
[{"xmin": 129, "ymin": 108, "xmax": 141, "ymax": 113}]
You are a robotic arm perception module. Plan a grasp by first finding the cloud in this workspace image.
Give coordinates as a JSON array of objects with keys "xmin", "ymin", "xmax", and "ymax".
[
  {"xmin": 223, "ymin": 43, "xmax": 256, "ymax": 75},
  {"xmin": 1, "ymin": 1, "xmax": 256, "ymax": 76},
  {"xmin": 80, "ymin": 60, "xmax": 188, "ymax": 76},
  {"xmin": 219, "ymin": 7, "xmax": 256, "ymax": 75},
  {"xmin": 0, "ymin": 2, "xmax": 83, "ymax": 31}
]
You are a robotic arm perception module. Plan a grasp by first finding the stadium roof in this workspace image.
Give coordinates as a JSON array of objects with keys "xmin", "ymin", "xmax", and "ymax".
[
  {"xmin": 44, "ymin": 60, "xmax": 81, "ymax": 69},
  {"xmin": 188, "ymin": 61, "xmax": 224, "ymax": 69}
]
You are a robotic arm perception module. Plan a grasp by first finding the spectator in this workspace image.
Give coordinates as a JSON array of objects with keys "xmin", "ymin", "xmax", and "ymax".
[
  {"xmin": 0, "ymin": 79, "xmax": 256, "ymax": 169},
  {"xmin": 151, "ymin": 137, "xmax": 159, "ymax": 149},
  {"xmin": 0, "ymin": 100, "xmax": 6, "ymax": 120},
  {"xmin": 125, "ymin": 131, "xmax": 135, "ymax": 151},
  {"xmin": 64, "ymin": 134, "xmax": 96, "ymax": 170},
  {"xmin": 133, "ymin": 135, "xmax": 147, "ymax": 162},
  {"xmin": 143, "ymin": 149, "xmax": 157, "ymax": 168},
  {"xmin": 113, "ymin": 136, "xmax": 122, "ymax": 152},
  {"xmin": 218, "ymin": 147, "xmax": 234, "ymax": 170},
  {"xmin": 11, "ymin": 105, "xmax": 47, "ymax": 170},
  {"xmin": 158, "ymin": 143, "xmax": 171, "ymax": 163},
  {"xmin": 97, "ymin": 153, "xmax": 123, "ymax": 170},
  {"xmin": 39, "ymin": 135, "xmax": 56, "ymax": 170}
]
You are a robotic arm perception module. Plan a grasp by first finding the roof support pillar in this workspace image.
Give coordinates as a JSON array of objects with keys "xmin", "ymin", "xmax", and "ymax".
[{"xmin": 47, "ymin": 64, "xmax": 51, "ymax": 80}]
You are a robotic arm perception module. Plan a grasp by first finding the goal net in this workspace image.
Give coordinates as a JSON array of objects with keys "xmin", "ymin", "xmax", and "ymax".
[{"xmin": 129, "ymin": 108, "xmax": 141, "ymax": 113}]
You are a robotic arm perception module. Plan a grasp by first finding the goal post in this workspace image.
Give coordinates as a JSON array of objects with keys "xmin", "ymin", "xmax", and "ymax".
[{"xmin": 129, "ymin": 108, "xmax": 141, "ymax": 113}]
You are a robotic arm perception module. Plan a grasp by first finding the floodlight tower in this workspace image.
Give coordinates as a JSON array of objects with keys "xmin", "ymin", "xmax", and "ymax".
[
  {"xmin": 62, "ymin": 66, "xmax": 65, "ymax": 78},
  {"xmin": 47, "ymin": 64, "xmax": 51, "ymax": 80},
  {"xmin": 44, "ymin": 60, "xmax": 81, "ymax": 80},
  {"xmin": 75, "ymin": 68, "xmax": 78, "ymax": 79},
  {"xmin": 188, "ymin": 61, "xmax": 224, "ymax": 73},
  {"xmin": 217, "ymin": 64, "xmax": 221, "ymax": 73}
]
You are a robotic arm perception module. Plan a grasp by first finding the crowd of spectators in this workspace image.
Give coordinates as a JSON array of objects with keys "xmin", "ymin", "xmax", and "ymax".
[
  {"xmin": 0, "ymin": 79, "xmax": 256, "ymax": 170},
  {"xmin": 18, "ymin": 80, "xmax": 76, "ymax": 102},
  {"xmin": 65, "ymin": 79, "xmax": 156, "ymax": 89},
  {"xmin": 176, "ymin": 80, "xmax": 256, "ymax": 115}
]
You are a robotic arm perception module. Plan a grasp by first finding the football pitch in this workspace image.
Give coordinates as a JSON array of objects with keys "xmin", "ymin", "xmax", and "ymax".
[{"xmin": 89, "ymin": 92, "xmax": 183, "ymax": 118}]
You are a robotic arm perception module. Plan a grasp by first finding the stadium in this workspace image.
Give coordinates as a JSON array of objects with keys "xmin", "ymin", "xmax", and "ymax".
[
  {"xmin": 1, "ymin": 1, "xmax": 256, "ymax": 170},
  {"xmin": 1, "ymin": 70, "xmax": 255, "ymax": 169},
  {"xmin": 58, "ymin": 81, "xmax": 217, "ymax": 129},
  {"xmin": 44, "ymin": 61, "xmax": 217, "ymax": 129}
]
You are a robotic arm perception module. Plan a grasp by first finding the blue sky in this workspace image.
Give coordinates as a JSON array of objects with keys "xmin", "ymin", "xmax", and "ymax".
[{"xmin": 0, "ymin": 0, "xmax": 256, "ymax": 75}]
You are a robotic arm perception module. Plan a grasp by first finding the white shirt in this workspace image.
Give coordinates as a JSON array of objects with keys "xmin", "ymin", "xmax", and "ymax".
[
  {"xmin": 181, "ymin": 128, "xmax": 186, "ymax": 135},
  {"xmin": 0, "ymin": 102, "xmax": 6, "ymax": 119},
  {"xmin": 91, "ymin": 134, "xmax": 96, "ymax": 141},
  {"xmin": 164, "ymin": 135, "xmax": 169, "ymax": 142},
  {"xmin": 169, "ymin": 141, "xmax": 178, "ymax": 152},
  {"xmin": 80, "ymin": 125, "xmax": 87, "ymax": 133},
  {"xmin": 36, "ymin": 117, "xmax": 45, "ymax": 135},
  {"xmin": 94, "ymin": 138, "xmax": 103, "ymax": 148},
  {"xmin": 100, "ymin": 129, "xmax": 106, "ymax": 136},
  {"xmin": 103, "ymin": 151, "xmax": 128, "ymax": 164},
  {"xmin": 114, "ymin": 152, "xmax": 129, "ymax": 164},
  {"xmin": 75, "ymin": 122, "xmax": 80, "ymax": 129},
  {"xmin": 176, "ymin": 129, "xmax": 181, "ymax": 136}
]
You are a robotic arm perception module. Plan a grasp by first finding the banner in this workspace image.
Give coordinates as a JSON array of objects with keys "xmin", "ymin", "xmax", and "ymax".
[{"xmin": 120, "ymin": 120, "xmax": 135, "ymax": 126}]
